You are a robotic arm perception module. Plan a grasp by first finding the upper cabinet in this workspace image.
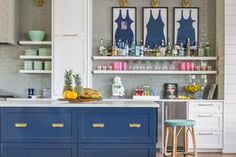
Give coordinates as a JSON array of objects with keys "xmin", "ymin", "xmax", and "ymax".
[
  {"xmin": 0, "ymin": 0, "xmax": 19, "ymax": 45},
  {"xmin": 52, "ymin": 0, "xmax": 89, "ymax": 98},
  {"xmin": 54, "ymin": 0, "xmax": 88, "ymax": 37}
]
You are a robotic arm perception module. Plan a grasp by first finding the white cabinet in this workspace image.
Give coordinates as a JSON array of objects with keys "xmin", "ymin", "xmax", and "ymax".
[
  {"xmin": 52, "ymin": 0, "xmax": 88, "ymax": 98},
  {"xmin": 54, "ymin": 0, "xmax": 88, "ymax": 37},
  {"xmin": 188, "ymin": 101, "xmax": 223, "ymax": 150}
]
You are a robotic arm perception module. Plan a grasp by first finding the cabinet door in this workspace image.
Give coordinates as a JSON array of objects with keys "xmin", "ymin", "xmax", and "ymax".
[
  {"xmin": 1, "ymin": 108, "xmax": 77, "ymax": 143},
  {"xmin": 1, "ymin": 144, "xmax": 77, "ymax": 157},
  {"xmin": 78, "ymin": 108, "xmax": 157, "ymax": 143},
  {"xmin": 54, "ymin": 0, "xmax": 87, "ymax": 37},
  {"xmin": 78, "ymin": 144, "xmax": 156, "ymax": 157},
  {"xmin": 53, "ymin": 36, "xmax": 87, "ymax": 97}
]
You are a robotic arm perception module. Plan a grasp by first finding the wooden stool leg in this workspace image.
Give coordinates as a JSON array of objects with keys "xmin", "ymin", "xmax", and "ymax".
[
  {"xmin": 171, "ymin": 127, "xmax": 177, "ymax": 157},
  {"xmin": 164, "ymin": 126, "xmax": 170, "ymax": 156},
  {"xmin": 190, "ymin": 127, "xmax": 198, "ymax": 157},
  {"xmin": 184, "ymin": 126, "xmax": 188, "ymax": 157}
]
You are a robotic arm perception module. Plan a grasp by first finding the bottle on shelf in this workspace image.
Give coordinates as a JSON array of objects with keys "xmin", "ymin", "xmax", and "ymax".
[
  {"xmin": 117, "ymin": 39, "xmax": 122, "ymax": 56},
  {"xmin": 186, "ymin": 38, "xmax": 191, "ymax": 56},
  {"xmin": 204, "ymin": 42, "xmax": 211, "ymax": 56},
  {"xmin": 135, "ymin": 41, "xmax": 140, "ymax": 57},
  {"xmin": 172, "ymin": 44, "xmax": 178, "ymax": 57},
  {"xmin": 140, "ymin": 40, "xmax": 144, "ymax": 57},
  {"xmin": 99, "ymin": 39, "xmax": 107, "ymax": 56},
  {"xmin": 198, "ymin": 43, "xmax": 204, "ymax": 57},
  {"xmin": 112, "ymin": 40, "xmax": 118, "ymax": 56},
  {"xmin": 121, "ymin": 42, "xmax": 126, "ymax": 56},
  {"xmin": 179, "ymin": 42, "xmax": 185, "ymax": 57},
  {"xmin": 124, "ymin": 40, "xmax": 129, "ymax": 56},
  {"xmin": 130, "ymin": 38, "xmax": 136, "ymax": 56},
  {"xmin": 166, "ymin": 41, "xmax": 172, "ymax": 56},
  {"xmin": 160, "ymin": 40, "xmax": 166, "ymax": 56}
]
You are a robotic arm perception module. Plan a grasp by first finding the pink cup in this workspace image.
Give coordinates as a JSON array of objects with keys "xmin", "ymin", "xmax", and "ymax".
[
  {"xmin": 123, "ymin": 62, "xmax": 127, "ymax": 70},
  {"xmin": 113, "ymin": 62, "xmax": 118, "ymax": 70},
  {"xmin": 119, "ymin": 62, "xmax": 122, "ymax": 70},
  {"xmin": 190, "ymin": 62, "xmax": 195, "ymax": 71},
  {"xmin": 186, "ymin": 62, "xmax": 190, "ymax": 71},
  {"xmin": 180, "ymin": 62, "xmax": 186, "ymax": 71}
]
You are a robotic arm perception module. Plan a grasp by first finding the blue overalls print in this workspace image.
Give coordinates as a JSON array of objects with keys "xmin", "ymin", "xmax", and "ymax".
[
  {"xmin": 145, "ymin": 10, "xmax": 166, "ymax": 49},
  {"xmin": 115, "ymin": 9, "xmax": 134, "ymax": 47},
  {"xmin": 177, "ymin": 10, "xmax": 196, "ymax": 46}
]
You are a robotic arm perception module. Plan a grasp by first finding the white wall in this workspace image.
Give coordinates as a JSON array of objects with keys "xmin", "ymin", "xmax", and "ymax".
[{"xmin": 224, "ymin": 0, "xmax": 236, "ymax": 153}]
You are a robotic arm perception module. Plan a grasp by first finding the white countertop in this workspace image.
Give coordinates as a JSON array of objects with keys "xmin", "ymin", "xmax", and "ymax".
[{"xmin": 0, "ymin": 99, "xmax": 160, "ymax": 108}]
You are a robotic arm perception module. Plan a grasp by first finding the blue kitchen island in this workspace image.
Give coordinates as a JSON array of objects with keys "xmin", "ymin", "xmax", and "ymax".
[{"xmin": 0, "ymin": 100, "xmax": 159, "ymax": 157}]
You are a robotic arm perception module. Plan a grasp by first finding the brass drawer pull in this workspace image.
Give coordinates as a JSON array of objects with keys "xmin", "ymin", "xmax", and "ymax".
[
  {"xmin": 52, "ymin": 123, "xmax": 64, "ymax": 128},
  {"xmin": 92, "ymin": 123, "xmax": 104, "ymax": 128},
  {"xmin": 199, "ymin": 132, "xmax": 214, "ymax": 135},
  {"xmin": 129, "ymin": 123, "xmax": 141, "ymax": 128},
  {"xmin": 15, "ymin": 123, "xmax": 27, "ymax": 128},
  {"xmin": 63, "ymin": 34, "xmax": 78, "ymax": 37},
  {"xmin": 198, "ymin": 103, "xmax": 213, "ymax": 106},
  {"xmin": 198, "ymin": 114, "xmax": 213, "ymax": 117}
]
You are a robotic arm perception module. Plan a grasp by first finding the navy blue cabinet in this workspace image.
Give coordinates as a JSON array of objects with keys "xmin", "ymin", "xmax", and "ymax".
[
  {"xmin": 78, "ymin": 108, "xmax": 156, "ymax": 143},
  {"xmin": 78, "ymin": 144, "xmax": 156, "ymax": 157},
  {"xmin": 0, "ymin": 107, "xmax": 157, "ymax": 157},
  {"xmin": 1, "ymin": 144, "xmax": 77, "ymax": 157},
  {"xmin": 1, "ymin": 108, "xmax": 77, "ymax": 143}
]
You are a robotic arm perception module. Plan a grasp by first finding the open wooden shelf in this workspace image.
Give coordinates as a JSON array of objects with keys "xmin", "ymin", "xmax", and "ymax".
[
  {"xmin": 19, "ymin": 70, "xmax": 52, "ymax": 74},
  {"xmin": 93, "ymin": 56, "xmax": 217, "ymax": 61},
  {"xmin": 20, "ymin": 56, "xmax": 52, "ymax": 60},
  {"xmin": 93, "ymin": 70, "xmax": 218, "ymax": 75},
  {"xmin": 19, "ymin": 41, "xmax": 52, "ymax": 45}
]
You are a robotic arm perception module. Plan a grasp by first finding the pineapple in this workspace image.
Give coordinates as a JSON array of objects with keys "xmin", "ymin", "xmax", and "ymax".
[
  {"xmin": 63, "ymin": 70, "xmax": 73, "ymax": 93},
  {"xmin": 73, "ymin": 74, "xmax": 84, "ymax": 98}
]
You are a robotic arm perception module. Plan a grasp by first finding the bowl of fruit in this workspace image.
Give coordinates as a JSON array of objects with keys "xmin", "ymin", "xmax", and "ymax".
[
  {"xmin": 61, "ymin": 70, "xmax": 102, "ymax": 103},
  {"xmin": 184, "ymin": 84, "xmax": 201, "ymax": 99}
]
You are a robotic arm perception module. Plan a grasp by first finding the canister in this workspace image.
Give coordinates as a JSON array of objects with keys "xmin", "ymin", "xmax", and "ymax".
[
  {"xmin": 24, "ymin": 61, "xmax": 33, "ymax": 70},
  {"xmin": 44, "ymin": 61, "xmax": 52, "ymax": 70},
  {"xmin": 34, "ymin": 61, "xmax": 43, "ymax": 70}
]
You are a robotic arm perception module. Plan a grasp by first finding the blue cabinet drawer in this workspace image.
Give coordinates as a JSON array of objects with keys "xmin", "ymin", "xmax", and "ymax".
[
  {"xmin": 1, "ymin": 108, "xmax": 77, "ymax": 143},
  {"xmin": 78, "ymin": 108, "xmax": 157, "ymax": 143},
  {"xmin": 78, "ymin": 144, "xmax": 156, "ymax": 157},
  {"xmin": 1, "ymin": 144, "xmax": 77, "ymax": 157}
]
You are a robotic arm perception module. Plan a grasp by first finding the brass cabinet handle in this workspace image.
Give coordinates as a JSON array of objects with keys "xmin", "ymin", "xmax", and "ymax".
[
  {"xmin": 92, "ymin": 123, "xmax": 104, "ymax": 128},
  {"xmin": 198, "ymin": 114, "xmax": 213, "ymax": 117},
  {"xmin": 63, "ymin": 34, "xmax": 78, "ymax": 36},
  {"xmin": 15, "ymin": 123, "xmax": 27, "ymax": 128},
  {"xmin": 199, "ymin": 132, "xmax": 214, "ymax": 135},
  {"xmin": 198, "ymin": 103, "xmax": 213, "ymax": 106},
  {"xmin": 129, "ymin": 123, "xmax": 141, "ymax": 128},
  {"xmin": 51, "ymin": 123, "xmax": 64, "ymax": 128}
]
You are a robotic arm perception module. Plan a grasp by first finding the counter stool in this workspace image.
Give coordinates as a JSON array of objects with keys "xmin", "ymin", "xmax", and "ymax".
[{"xmin": 164, "ymin": 119, "xmax": 197, "ymax": 157}]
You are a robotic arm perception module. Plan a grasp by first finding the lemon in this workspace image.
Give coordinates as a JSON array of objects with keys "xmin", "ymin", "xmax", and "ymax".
[
  {"xmin": 66, "ymin": 91, "xmax": 78, "ymax": 100},
  {"xmin": 63, "ymin": 90, "xmax": 71, "ymax": 99}
]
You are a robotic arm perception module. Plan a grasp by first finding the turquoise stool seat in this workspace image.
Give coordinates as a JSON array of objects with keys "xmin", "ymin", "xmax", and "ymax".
[{"xmin": 165, "ymin": 119, "xmax": 196, "ymax": 127}]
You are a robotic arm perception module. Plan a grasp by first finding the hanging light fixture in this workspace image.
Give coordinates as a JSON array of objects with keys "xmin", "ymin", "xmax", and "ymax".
[
  {"xmin": 182, "ymin": 0, "xmax": 190, "ymax": 8},
  {"xmin": 35, "ymin": 0, "xmax": 44, "ymax": 7},
  {"xmin": 150, "ymin": 0, "xmax": 159, "ymax": 8},
  {"xmin": 119, "ymin": 0, "xmax": 128, "ymax": 7}
]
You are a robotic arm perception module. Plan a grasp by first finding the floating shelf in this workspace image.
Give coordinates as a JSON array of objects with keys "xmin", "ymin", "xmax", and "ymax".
[
  {"xmin": 93, "ymin": 56, "xmax": 217, "ymax": 61},
  {"xmin": 93, "ymin": 70, "xmax": 218, "ymax": 75},
  {"xmin": 19, "ymin": 41, "xmax": 52, "ymax": 45},
  {"xmin": 19, "ymin": 70, "xmax": 52, "ymax": 74},
  {"xmin": 20, "ymin": 56, "xmax": 52, "ymax": 60}
]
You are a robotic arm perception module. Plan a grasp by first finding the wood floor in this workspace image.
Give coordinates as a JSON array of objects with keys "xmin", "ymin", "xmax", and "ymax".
[{"xmin": 157, "ymin": 153, "xmax": 236, "ymax": 157}]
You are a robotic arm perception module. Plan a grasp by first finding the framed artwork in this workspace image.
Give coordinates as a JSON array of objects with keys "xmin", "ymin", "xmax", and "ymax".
[
  {"xmin": 164, "ymin": 83, "xmax": 178, "ymax": 99},
  {"xmin": 143, "ymin": 7, "xmax": 168, "ymax": 49},
  {"xmin": 174, "ymin": 7, "xmax": 199, "ymax": 47},
  {"xmin": 112, "ymin": 7, "xmax": 136, "ymax": 47}
]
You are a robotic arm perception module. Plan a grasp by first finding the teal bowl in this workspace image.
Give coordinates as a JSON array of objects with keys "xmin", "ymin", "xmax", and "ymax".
[{"xmin": 28, "ymin": 30, "xmax": 45, "ymax": 41}]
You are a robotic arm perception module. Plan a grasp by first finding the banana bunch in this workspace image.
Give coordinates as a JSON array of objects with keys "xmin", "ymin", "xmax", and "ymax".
[
  {"xmin": 81, "ymin": 88, "xmax": 102, "ymax": 99},
  {"xmin": 185, "ymin": 84, "xmax": 201, "ymax": 93}
]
